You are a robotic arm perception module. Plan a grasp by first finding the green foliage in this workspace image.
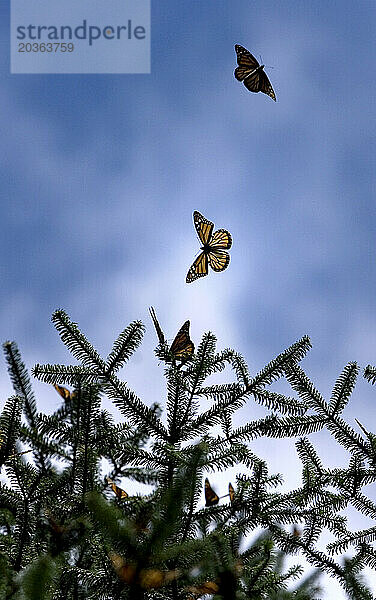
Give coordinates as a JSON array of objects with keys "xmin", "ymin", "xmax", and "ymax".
[{"xmin": 1, "ymin": 308, "xmax": 375, "ymax": 598}]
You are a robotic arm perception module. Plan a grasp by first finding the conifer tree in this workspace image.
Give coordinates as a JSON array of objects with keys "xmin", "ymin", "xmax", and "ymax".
[{"xmin": 0, "ymin": 307, "xmax": 375, "ymax": 598}]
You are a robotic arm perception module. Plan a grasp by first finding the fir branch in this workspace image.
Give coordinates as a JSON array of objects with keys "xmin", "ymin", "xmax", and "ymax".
[
  {"xmin": 203, "ymin": 415, "xmax": 281, "ymax": 446},
  {"xmin": 32, "ymin": 363, "xmax": 98, "ymax": 386},
  {"xmin": 246, "ymin": 335, "xmax": 312, "ymax": 392},
  {"xmin": 103, "ymin": 375, "xmax": 168, "ymax": 440},
  {"xmin": 295, "ymin": 438, "xmax": 324, "ymax": 475},
  {"xmin": 185, "ymin": 384, "xmax": 246, "ymax": 437},
  {"xmin": 251, "ymin": 388, "xmax": 307, "ymax": 416},
  {"xmin": 3, "ymin": 341, "xmax": 37, "ymax": 428},
  {"xmin": 283, "ymin": 361, "xmax": 328, "ymax": 414},
  {"xmin": 230, "ymin": 352, "xmax": 251, "ymax": 386},
  {"xmin": 329, "ymin": 362, "xmax": 359, "ymax": 416},
  {"xmin": 52, "ymin": 310, "xmax": 106, "ymax": 371},
  {"xmin": 364, "ymin": 365, "xmax": 376, "ymax": 385},
  {"xmin": 256, "ymin": 414, "xmax": 327, "ymax": 438},
  {"xmin": 204, "ymin": 442, "xmax": 256, "ymax": 471},
  {"xmin": 106, "ymin": 320, "xmax": 145, "ymax": 376},
  {"xmin": 285, "ymin": 362, "xmax": 369, "ymax": 459},
  {"xmin": 327, "ymin": 526, "xmax": 376, "ymax": 555},
  {"xmin": 350, "ymin": 492, "xmax": 376, "ymax": 519},
  {"xmin": 0, "ymin": 395, "xmax": 23, "ymax": 465}
]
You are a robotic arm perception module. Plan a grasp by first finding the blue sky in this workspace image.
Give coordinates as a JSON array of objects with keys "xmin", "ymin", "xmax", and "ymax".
[{"xmin": 1, "ymin": 1, "xmax": 376, "ymax": 596}]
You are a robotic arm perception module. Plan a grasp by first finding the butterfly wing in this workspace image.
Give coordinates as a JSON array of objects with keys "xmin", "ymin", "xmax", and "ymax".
[
  {"xmin": 210, "ymin": 228, "xmax": 232, "ymax": 250},
  {"xmin": 205, "ymin": 477, "xmax": 219, "ymax": 506},
  {"xmin": 187, "ymin": 582, "xmax": 219, "ymax": 595},
  {"xmin": 193, "ymin": 211, "xmax": 214, "ymax": 246},
  {"xmin": 169, "ymin": 320, "xmax": 194, "ymax": 361},
  {"xmin": 234, "ymin": 44, "xmax": 259, "ymax": 80},
  {"xmin": 243, "ymin": 70, "xmax": 261, "ymax": 93},
  {"xmin": 208, "ymin": 249, "xmax": 230, "ymax": 272},
  {"xmin": 107, "ymin": 477, "xmax": 128, "ymax": 500},
  {"xmin": 229, "ymin": 482, "xmax": 235, "ymax": 503},
  {"xmin": 292, "ymin": 525, "xmax": 302, "ymax": 538},
  {"xmin": 54, "ymin": 384, "xmax": 73, "ymax": 400},
  {"xmin": 259, "ymin": 70, "xmax": 276, "ymax": 101},
  {"xmin": 186, "ymin": 251, "xmax": 208, "ymax": 283},
  {"xmin": 207, "ymin": 225, "xmax": 232, "ymax": 273},
  {"xmin": 149, "ymin": 306, "xmax": 166, "ymax": 345}
]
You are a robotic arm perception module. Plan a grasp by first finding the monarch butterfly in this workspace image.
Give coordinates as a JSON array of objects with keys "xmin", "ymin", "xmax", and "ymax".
[
  {"xmin": 110, "ymin": 553, "xmax": 180, "ymax": 589},
  {"xmin": 205, "ymin": 477, "xmax": 219, "ymax": 506},
  {"xmin": 106, "ymin": 476, "xmax": 128, "ymax": 500},
  {"xmin": 186, "ymin": 211, "xmax": 232, "ymax": 283},
  {"xmin": 228, "ymin": 482, "xmax": 235, "ymax": 503},
  {"xmin": 187, "ymin": 581, "xmax": 219, "ymax": 596},
  {"xmin": 292, "ymin": 525, "xmax": 302, "ymax": 538},
  {"xmin": 54, "ymin": 384, "xmax": 76, "ymax": 401},
  {"xmin": 149, "ymin": 307, "xmax": 194, "ymax": 362},
  {"xmin": 169, "ymin": 320, "xmax": 194, "ymax": 361},
  {"xmin": 234, "ymin": 45, "xmax": 276, "ymax": 101}
]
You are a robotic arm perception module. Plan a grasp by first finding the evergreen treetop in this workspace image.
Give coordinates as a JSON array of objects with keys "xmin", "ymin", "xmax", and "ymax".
[{"xmin": 0, "ymin": 307, "xmax": 375, "ymax": 598}]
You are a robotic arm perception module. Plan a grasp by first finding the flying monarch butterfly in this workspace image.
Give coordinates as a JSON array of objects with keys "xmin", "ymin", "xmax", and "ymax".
[
  {"xmin": 186, "ymin": 211, "xmax": 232, "ymax": 283},
  {"xmin": 106, "ymin": 476, "xmax": 128, "ymax": 500},
  {"xmin": 204, "ymin": 477, "xmax": 219, "ymax": 507},
  {"xmin": 149, "ymin": 307, "xmax": 194, "ymax": 362},
  {"xmin": 54, "ymin": 384, "xmax": 76, "ymax": 401},
  {"xmin": 228, "ymin": 482, "xmax": 235, "ymax": 503},
  {"xmin": 234, "ymin": 44, "xmax": 276, "ymax": 101}
]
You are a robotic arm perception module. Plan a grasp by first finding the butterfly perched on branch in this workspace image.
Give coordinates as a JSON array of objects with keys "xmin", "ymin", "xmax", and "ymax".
[
  {"xmin": 169, "ymin": 320, "xmax": 194, "ymax": 362},
  {"xmin": 187, "ymin": 581, "xmax": 219, "ymax": 597},
  {"xmin": 186, "ymin": 211, "xmax": 232, "ymax": 283},
  {"xmin": 149, "ymin": 307, "xmax": 194, "ymax": 363},
  {"xmin": 228, "ymin": 482, "xmax": 235, "ymax": 503},
  {"xmin": 53, "ymin": 384, "xmax": 76, "ymax": 401},
  {"xmin": 106, "ymin": 476, "xmax": 128, "ymax": 500},
  {"xmin": 234, "ymin": 44, "xmax": 276, "ymax": 101},
  {"xmin": 292, "ymin": 525, "xmax": 302, "ymax": 538},
  {"xmin": 109, "ymin": 553, "xmax": 180, "ymax": 589},
  {"xmin": 204, "ymin": 477, "xmax": 219, "ymax": 506}
]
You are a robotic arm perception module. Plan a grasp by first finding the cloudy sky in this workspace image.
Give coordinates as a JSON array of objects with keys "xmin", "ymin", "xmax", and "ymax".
[{"xmin": 1, "ymin": 1, "xmax": 376, "ymax": 596}]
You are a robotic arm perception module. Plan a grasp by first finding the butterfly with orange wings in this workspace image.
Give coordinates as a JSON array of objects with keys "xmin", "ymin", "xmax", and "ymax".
[
  {"xmin": 169, "ymin": 320, "xmax": 194, "ymax": 361},
  {"xmin": 149, "ymin": 307, "xmax": 194, "ymax": 363},
  {"xmin": 186, "ymin": 211, "xmax": 232, "ymax": 283},
  {"xmin": 234, "ymin": 44, "xmax": 276, "ymax": 101},
  {"xmin": 228, "ymin": 482, "xmax": 235, "ymax": 503},
  {"xmin": 204, "ymin": 477, "xmax": 219, "ymax": 507},
  {"xmin": 106, "ymin": 476, "xmax": 128, "ymax": 500},
  {"xmin": 54, "ymin": 384, "xmax": 76, "ymax": 401},
  {"xmin": 110, "ymin": 552, "xmax": 180, "ymax": 589}
]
